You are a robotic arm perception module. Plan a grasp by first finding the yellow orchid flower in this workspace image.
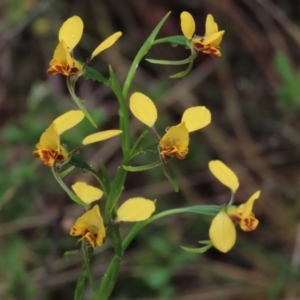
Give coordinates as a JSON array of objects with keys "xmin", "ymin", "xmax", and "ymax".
[
  {"xmin": 209, "ymin": 191, "xmax": 260, "ymax": 253},
  {"xmin": 129, "ymin": 92, "xmax": 211, "ymax": 160},
  {"xmin": 47, "ymin": 40, "xmax": 83, "ymax": 76},
  {"xmin": 33, "ymin": 110, "xmax": 84, "ymax": 166},
  {"xmin": 208, "ymin": 159, "xmax": 260, "ymax": 252},
  {"xmin": 116, "ymin": 197, "xmax": 155, "ymax": 222},
  {"xmin": 47, "ymin": 15, "xmax": 122, "ymax": 76},
  {"xmin": 208, "ymin": 159, "xmax": 260, "ymax": 230},
  {"xmin": 228, "ymin": 191, "xmax": 260, "ymax": 231},
  {"xmin": 33, "ymin": 110, "xmax": 122, "ymax": 166},
  {"xmin": 71, "ymin": 182, "xmax": 103, "ymax": 205},
  {"xmin": 70, "ymin": 205, "xmax": 105, "ymax": 248},
  {"xmin": 180, "ymin": 11, "xmax": 225, "ymax": 57}
]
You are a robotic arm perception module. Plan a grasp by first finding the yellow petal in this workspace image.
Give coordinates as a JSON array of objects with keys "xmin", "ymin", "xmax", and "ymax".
[
  {"xmin": 160, "ymin": 122, "xmax": 189, "ymax": 159},
  {"xmin": 129, "ymin": 92, "xmax": 157, "ymax": 127},
  {"xmin": 208, "ymin": 160, "xmax": 239, "ymax": 192},
  {"xmin": 90, "ymin": 32, "xmax": 122, "ymax": 59},
  {"xmin": 82, "ymin": 130, "xmax": 122, "ymax": 145},
  {"xmin": 205, "ymin": 14, "xmax": 218, "ymax": 36},
  {"xmin": 201, "ymin": 31, "xmax": 225, "ymax": 46},
  {"xmin": 53, "ymin": 110, "xmax": 84, "ymax": 135},
  {"xmin": 59, "ymin": 15, "xmax": 83, "ymax": 51},
  {"xmin": 181, "ymin": 106, "xmax": 211, "ymax": 132},
  {"xmin": 52, "ymin": 40, "xmax": 73, "ymax": 64},
  {"xmin": 209, "ymin": 209, "xmax": 236, "ymax": 253},
  {"xmin": 237, "ymin": 190, "xmax": 260, "ymax": 218},
  {"xmin": 35, "ymin": 123, "xmax": 60, "ymax": 152},
  {"xmin": 180, "ymin": 11, "xmax": 195, "ymax": 40},
  {"xmin": 116, "ymin": 198, "xmax": 155, "ymax": 222},
  {"xmin": 71, "ymin": 182, "xmax": 103, "ymax": 204}
]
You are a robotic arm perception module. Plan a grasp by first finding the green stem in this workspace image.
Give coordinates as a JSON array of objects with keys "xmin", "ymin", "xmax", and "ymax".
[
  {"xmin": 104, "ymin": 68, "xmax": 131, "ymax": 222},
  {"xmin": 94, "ymin": 225, "xmax": 122, "ymax": 300},
  {"xmin": 82, "ymin": 242, "xmax": 95, "ymax": 292},
  {"xmin": 152, "ymin": 35, "xmax": 187, "ymax": 46},
  {"xmin": 66, "ymin": 77, "xmax": 97, "ymax": 128},
  {"xmin": 122, "ymin": 205, "xmax": 221, "ymax": 252},
  {"xmin": 96, "ymin": 12, "xmax": 172, "ymax": 300},
  {"xmin": 122, "ymin": 12, "xmax": 171, "ymax": 99},
  {"xmin": 74, "ymin": 242, "xmax": 94, "ymax": 300},
  {"xmin": 228, "ymin": 192, "xmax": 235, "ymax": 206}
]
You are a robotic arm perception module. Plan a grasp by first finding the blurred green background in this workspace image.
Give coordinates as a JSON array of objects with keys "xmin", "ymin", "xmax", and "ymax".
[{"xmin": 1, "ymin": 0, "xmax": 300, "ymax": 299}]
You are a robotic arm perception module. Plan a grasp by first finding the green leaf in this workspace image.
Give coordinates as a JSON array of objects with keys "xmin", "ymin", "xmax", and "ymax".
[
  {"xmin": 170, "ymin": 54, "xmax": 195, "ymax": 78},
  {"xmin": 82, "ymin": 66, "xmax": 109, "ymax": 84},
  {"xmin": 123, "ymin": 161, "xmax": 161, "ymax": 172},
  {"xmin": 94, "ymin": 256, "xmax": 121, "ymax": 300},
  {"xmin": 153, "ymin": 35, "xmax": 187, "ymax": 46},
  {"xmin": 146, "ymin": 57, "xmax": 191, "ymax": 66},
  {"xmin": 185, "ymin": 205, "xmax": 221, "ymax": 215},
  {"xmin": 109, "ymin": 66, "xmax": 131, "ymax": 156},
  {"xmin": 76, "ymin": 98, "xmax": 97, "ymax": 128},
  {"xmin": 74, "ymin": 242, "xmax": 94, "ymax": 300},
  {"xmin": 99, "ymin": 160, "xmax": 111, "ymax": 195},
  {"xmin": 274, "ymin": 52, "xmax": 300, "ymax": 108},
  {"xmin": 82, "ymin": 242, "xmax": 95, "ymax": 292},
  {"xmin": 69, "ymin": 156, "xmax": 108, "ymax": 196},
  {"xmin": 130, "ymin": 130, "xmax": 149, "ymax": 158},
  {"xmin": 130, "ymin": 143, "xmax": 158, "ymax": 159},
  {"xmin": 51, "ymin": 165, "xmax": 88, "ymax": 207},
  {"xmin": 63, "ymin": 250, "xmax": 79, "ymax": 262},
  {"xmin": 66, "ymin": 77, "xmax": 97, "ymax": 128},
  {"xmin": 180, "ymin": 242, "xmax": 212, "ymax": 253},
  {"xmin": 123, "ymin": 11, "xmax": 172, "ymax": 98},
  {"xmin": 59, "ymin": 166, "xmax": 75, "ymax": 179},
  {"xmin": 159, "ymin": 153, "xmax": 178, "ymax": 192}
]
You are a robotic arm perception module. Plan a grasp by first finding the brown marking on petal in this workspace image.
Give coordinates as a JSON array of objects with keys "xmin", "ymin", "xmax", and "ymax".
[
  {"xmin": 160, "ymin": 146, "xmax": 187, "ymax": 160},
  {"xmin": 241, "ymin": 217, "xmax": 256, "ymax": 231},
  {"xmin": 193, "ymin": 43, "xmax": 204, "ymax": 51},
  {"xmin": 55, "ymin": 65, "xmax": 64, "ymax": 74},
  {"xmin": 38, "ymin": 149, "xmax": 59, "ymax": 166},
  {"xmin": 229, "ymin": 214, "xmax": 241, "ymax": 223},
  {"xmin": 160, "ymin": 146, "xmax": 177, "ymax": 158},
  {"xmin": 33, "ymin": 151, "xmax": 40, "ymax": 158},
  {"xmin": 70, "ymin": 227, "xmax": 77, "ymax": 235},
  {"xmin": 47, "ymin": 68, "xmax": 58, "ymax": 75},
  {"xmin": 70, "ymin": 67, "xmax": 80, "ymax": 74},
  {"xmin": 192, "ymin": 42, "xmax": 221, "ymax": 57},
  {"xmin": 175, "ymin": 151, "xmax": 187, "ymax": 160}
]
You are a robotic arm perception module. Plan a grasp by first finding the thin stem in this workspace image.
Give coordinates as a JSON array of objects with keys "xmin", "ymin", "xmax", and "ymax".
[
  {"xmin": 122, "ymin": 205, "xmax": 221, "ymax": 252},
  {"xmin": 152, "ymin": 35, "xmax": 187, "ymax": 46},
  {"xmin": 66, "ymin": 77, "xmax": 97, "ymax": 128},
  {"xmin": 94, "ymin": 226, "xmax": 122, "ymax": 300},
  {"xmin": 122, "ymin": 12, "xmax": 171, "ymax": 99}
]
